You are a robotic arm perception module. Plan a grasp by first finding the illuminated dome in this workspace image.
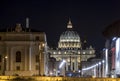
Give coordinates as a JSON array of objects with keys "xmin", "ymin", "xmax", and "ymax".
[{"xmin": 58, "ymin": 19, "xmax": 81, "ymax": 49}]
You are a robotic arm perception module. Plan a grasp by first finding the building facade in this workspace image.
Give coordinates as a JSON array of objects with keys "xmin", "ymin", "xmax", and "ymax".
[
  {"xmin": 0, "ymin": 24, "xmax": 48, "ymax": 76},
  {"xmin": 49, "ymin": 20, "xmax": 95, "ymax": 76},
  {"xmin": 102, "ymin": 20, "xmax": 120, "ymax": 77},
  {"xmin": 103, "ymin": 38, "xmax": 120, "ymax": 77}
]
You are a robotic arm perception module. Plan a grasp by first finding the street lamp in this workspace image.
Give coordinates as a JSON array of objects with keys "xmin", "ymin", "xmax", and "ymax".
[
  {"xmin": 3, "ymin": 56, "xmax": 7, "ymax": 75},
  {"xmin": 102, "ymin": 60, "xmax": 105, "ymax": 77},
  {"xmin": 98, "ymin": 62, "xmax": 102, "ymax": 77}
]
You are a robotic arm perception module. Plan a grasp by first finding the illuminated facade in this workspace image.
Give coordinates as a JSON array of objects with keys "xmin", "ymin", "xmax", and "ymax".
[
  {"xmin": 49, "ymin": 20, "xmax": 95, "ymax": 76},
  {"xmin": 102, "ymin": 20, "xmax": 120, "ymax": 78},
  {"xmin": 115, "ymin": 38, "xmax": 120, "ymax": 75},
  {"xmin": 106, "ymin": 37, "xmax": 120, "ymax": 77},
  {"xmin": 103, "ymin": 37, "xmax": 120, "ymax": 77},
  {"xmin": 0, "ymin": 24, "xmax": 48, "ymax": 76}
]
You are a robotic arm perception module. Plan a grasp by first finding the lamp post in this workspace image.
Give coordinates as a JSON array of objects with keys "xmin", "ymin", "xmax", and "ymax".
[
  {"xmin": 3, "ymin": 56, "xmax": 7, "ymax": 75},
  {"xmin": 98, "ymin": 62, "xmax": 102, "ymax": 77},
  {"xmin": 94, "ymin": 66, "xmax": 96, "ymax": 77}
]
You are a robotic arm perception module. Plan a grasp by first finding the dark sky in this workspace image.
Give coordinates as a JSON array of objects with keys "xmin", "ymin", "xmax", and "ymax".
[{"xmin": 0, "ymin": 0, "xmax": 120, "ymax": 51}]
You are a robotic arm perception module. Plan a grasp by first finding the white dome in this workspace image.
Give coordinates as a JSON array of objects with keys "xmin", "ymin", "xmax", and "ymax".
[
  {"xmin": 60, "ymin": 31, "xmax": 80, "ymax": 42},
  {"xmin": 58, "ymin": 20, "xmax": 81, "ymax": 49}
]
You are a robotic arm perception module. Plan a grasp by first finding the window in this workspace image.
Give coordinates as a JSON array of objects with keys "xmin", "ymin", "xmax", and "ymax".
[
  {"xmin": 0, "ymin": 66, "xmax": 1, "ymax": 70},
  {"xmin": 16, "ymin": 66, "xmax": 20, "ymax": 70},
  {"xmin": 36, "ymin": 55, "xmax": 39, "ymax": 63},
  {"xmin": 16, "ymin": 51, "xmax": 21, "ymax": 62},
  {"xmin": 35, "ymin": 36, "xmax": 39, "ymax": 40}
]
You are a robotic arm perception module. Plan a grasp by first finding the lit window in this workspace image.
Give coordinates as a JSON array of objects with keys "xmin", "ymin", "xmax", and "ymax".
[
  {"xmin": 58, "ymin": 52, "xmax": 61, "ymax": 54},
  {"xmin": 67, "ymin": 59, "xmax": 70, "ymax": 62},
  {"xmin": 83, "ymin": 52, "xmax": 85, "ymax": 54},
  {"xmin": 16, "ymin": 51, "xmax": 21, "ymax": 62},
  {"xmin": 64, "ymin": 52, "xmax": 66, "ymax": 54},
  {"xmin": 77, "ymin": 58, "xmax": 80, "ymax": 62},
  {"xmin": 89, "ymin": 51, "xmax": 92, "ymax": 54},
  {"xmin": 78, "ymin": 52, "xmax": 80, "ymax": 54},
  {"xmin": 53, "ymin": 52, "xmax": 56, "ymax": 54}
]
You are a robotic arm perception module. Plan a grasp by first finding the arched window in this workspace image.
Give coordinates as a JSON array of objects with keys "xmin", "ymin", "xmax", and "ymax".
[{"xmin": 16, "ymin": 51, "xmax": 21, "ymax": 62}]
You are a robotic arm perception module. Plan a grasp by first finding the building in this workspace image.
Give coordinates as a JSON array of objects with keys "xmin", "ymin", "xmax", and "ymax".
[
  {"xmin": 49, "ymin": 19, "xmax": 95, "ymax": 76},
  {"xmin": 0, "ymin": 23, "xmax": 48, "ymax": 76},
  {"xmin": 103, "ymin": 20, "xmax": 120, "ymax": 77}
]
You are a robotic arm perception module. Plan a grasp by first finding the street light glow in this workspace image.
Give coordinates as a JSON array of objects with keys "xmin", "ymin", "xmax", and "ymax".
[
  {"xmin": 112, "ymin": 37, "xmax": 117, "ymax": 41},
  {"xmin": 81, "ymin": 60, "xmax": 105, "ymax": 71},
  {"xmin": 59, "ymin": 60, "xmax": 66, "ymax": 68},
  {"xmin": 102, "ymin": 60, "xmax": 105, "ymax": 63},
  {"xmin": 99, "ymin": 62, "xmax": 101, "ymax": 65},
  {"xmin": 5, "ymin": 56, "xmax": 7, "ymax": 59}
]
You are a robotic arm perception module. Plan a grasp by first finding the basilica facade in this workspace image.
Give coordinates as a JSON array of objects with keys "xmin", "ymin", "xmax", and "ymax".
[{"xmin": 49, "ymin": 20, "xmax": 95, "ymax": 76}]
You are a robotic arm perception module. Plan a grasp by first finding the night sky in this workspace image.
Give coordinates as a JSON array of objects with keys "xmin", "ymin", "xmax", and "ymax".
[{"xmin": 0, "ymin": 0, "xmax": 120, "ymax": 52}]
